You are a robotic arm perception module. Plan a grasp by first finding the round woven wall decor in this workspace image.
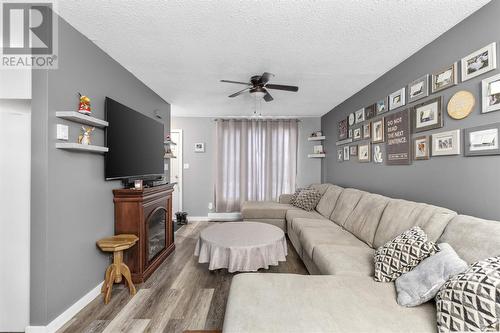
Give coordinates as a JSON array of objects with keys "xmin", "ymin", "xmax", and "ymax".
[{"xmin": 447, "ymin": 90, "xmax": 475, "ymax": 120}]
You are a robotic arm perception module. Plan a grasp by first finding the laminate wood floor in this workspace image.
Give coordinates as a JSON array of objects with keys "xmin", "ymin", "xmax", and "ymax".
[{"xmin": 58, "ymin": 221, "xmax": 308, "ymax": 333}]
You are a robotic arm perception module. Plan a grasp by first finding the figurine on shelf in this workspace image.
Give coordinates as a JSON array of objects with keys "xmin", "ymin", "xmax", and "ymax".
[
  {"xmin": 78, "ymin": 93, "xmax": 92, "ymax": 115},
  {"xmin": 78, "ymin": 126, "xmax": 95, "ymax": 145}
]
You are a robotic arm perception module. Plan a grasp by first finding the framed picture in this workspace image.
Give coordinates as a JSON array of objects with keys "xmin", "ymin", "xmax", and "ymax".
[
  {"xmin": 348, "ymin": 112, "xmax": 356, "ymax": 126},
  {"xmin": 355, "ymin": 108, "xmax": 365, "ymax": 124},
  {"xmin": 431, "ymin": 63, "xmax": 458, "ymax": 93},
  {"xmin": 365, "ymin": 104, "xmax": 376, "ymax": 120},
  {"xmin": 194, "ymin": 142, "xmax": 205, "ymax": 152},
  {"xmin": 412, "ymin": 96, "xmax": 443, "ymax": 133},
  {"xmin": 337, "ymin": 149, "xmax": 343, "ymax": 162},
  {"xmin": 371, "ymin": 118, "xmax": 385, "ymax": 143},
  {"xmin": 461, "ymin": 42, "xmax": 497, "ymax": 82},
  {"xmin": 413, "ymin": 136, "xmax": 430, "ymax": 160},
  {"xmin": 376, "ymin": 97, "xmax": 389, "ymax": 115},
  {"xmin": 338, "ymin": 118, "xmax": 348, "ymax": 140},
  {"xmin": 408, "ymin": 74, "xmax": 429, "ymax": 103},
  {"xmin": 363, "ymin": 123, "xmax": 371, "ymax": 139},
  {"xmin": 350, "ymin": 145, "xmax": 358, "ymax": 156},
  {"xmin": 385, "ymin": 109, "xmax": 411, "ymax": 165},
  {"xmin": 481, "ymin": 73, "xmax": 500, "ymax": 114},
  {"xmin": 353, "ymin": 128, "xmax": 362, "ymax": 140},
  {"xmin": 358, "ymin": 144, "xmax": 371, "ymax": 162},
  {"xmin": 348, "ymin": 128, "xmax": 353, "ymax": 138},
  {"xmin": 343, "ymin": 146, "xmax": 350, "ymax": 161},
  {"xmin": 432, "ymin": 129, "xmax": 461, "ymax": 156},
  {"xmin": 313, "ymin": 145, "xmax": 324, "ymax": 154},
  {"xmin": 389, "ymin": 88, "xmax": 406, "ymax": 110},
  {"xmin": 464, "ymin": 123, "xmax": 500, "ymax": 156}
]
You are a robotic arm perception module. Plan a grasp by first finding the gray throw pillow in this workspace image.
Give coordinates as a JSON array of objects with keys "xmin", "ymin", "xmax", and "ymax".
[
  {"xmin": 292, "ymin": 189, "xmax": 321, "ymax": 211},
  {"xmin": 395, "ymin": 243, "xmax": 468, "ymax": 307},
  {"xmin": 289, "ymin": 188, "xmax": 304, "ymax": 205}
]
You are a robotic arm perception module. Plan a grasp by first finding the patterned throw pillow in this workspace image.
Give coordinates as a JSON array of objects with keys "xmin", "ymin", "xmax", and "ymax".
[
  {"xmin": 289, "ymin": 188, "xmax": 304, "ymax": 205},
  {"xmin": 292, "ymin": 189, "xmax": 321, "ymax": 211},
  {"xmin": 436, "ymin": 256, "xmax": 500, "ymax": 332},
  {"xmin": 374, "ymin": 226, "xmax": 439, "ymax": 282}
]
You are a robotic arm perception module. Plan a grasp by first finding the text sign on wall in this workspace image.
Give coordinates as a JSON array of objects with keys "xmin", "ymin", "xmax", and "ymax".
[{"xmin": 385, "ymin": 109, "xmax": 411, "ymax": 165}]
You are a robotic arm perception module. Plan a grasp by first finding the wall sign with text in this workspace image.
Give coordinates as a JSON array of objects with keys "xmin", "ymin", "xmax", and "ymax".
[{"xmin": 385, "ymin": 109, "xmax": 411, "ymax": 165}]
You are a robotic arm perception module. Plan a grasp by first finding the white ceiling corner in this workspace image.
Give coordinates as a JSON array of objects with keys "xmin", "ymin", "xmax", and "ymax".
[{"xmin": 57, "ymin": 0, "xmax": 490, "ymax": 117}]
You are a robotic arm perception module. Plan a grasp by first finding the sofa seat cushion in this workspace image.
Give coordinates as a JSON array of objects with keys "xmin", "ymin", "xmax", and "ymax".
[
  {"xmin": 287, "ymin": 217, "xmax": 332, "ymax": 238},
  {"xmin": 315, "ymin": 184, "xmax": 343, "ymax": 218},
  {"xmin": 241, "ymin": 201, "xmax": 299, "ymax": 220},
  {"xmin": 223, "ymin": 274, "xmax": 436, "ymax": 333},
  {"xmin": 300, "ymin": 224, "xmax": 367, "ymax": 259},
  {"xmin": 313, "ymin": 244, "xmax": 374, "ymax": 276},
  {"xmin": 286, "ymin": 209, "xmax": 324, "ymax": 224}
]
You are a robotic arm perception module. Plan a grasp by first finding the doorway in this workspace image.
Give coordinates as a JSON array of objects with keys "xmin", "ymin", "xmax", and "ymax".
[{"xmin": 170, "ymin": 129, "xmax": 183, "ymax": 228}]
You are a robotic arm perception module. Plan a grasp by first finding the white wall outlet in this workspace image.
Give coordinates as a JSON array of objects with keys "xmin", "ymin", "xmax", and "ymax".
[
  {"xmin": 56, "ymin": 124, "xmax": 69, "ymax": 140},
  {"xmin": 164, "ymin": 162, "xmax": 168, "ymax": 171},
  {"xmin": 208, "ymin": 202, "xmax": 213, "ymax": 210},
  {"xmin": 183, "ymin": 163, "xmax": 189, "ymax": 169}
]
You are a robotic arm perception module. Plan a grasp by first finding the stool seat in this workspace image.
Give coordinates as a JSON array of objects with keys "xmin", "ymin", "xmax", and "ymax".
[
  {"xmin": 97, "ymin": 234, "xmax": 138, "ymax": 252},
  {"xmin": 97, "ymin": 234, "xmax": 139, "ymax": 304}
]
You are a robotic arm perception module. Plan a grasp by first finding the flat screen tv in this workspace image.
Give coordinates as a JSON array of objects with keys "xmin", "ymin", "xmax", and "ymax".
[{"xmin": 105, "ymin": 97, "xmax": 164, "ymax": 180}]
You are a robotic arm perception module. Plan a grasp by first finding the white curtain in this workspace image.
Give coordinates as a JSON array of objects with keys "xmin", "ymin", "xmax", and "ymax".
[{"xmin": 215, "ymin": 119, "xmax": 298, "ymax": 212}]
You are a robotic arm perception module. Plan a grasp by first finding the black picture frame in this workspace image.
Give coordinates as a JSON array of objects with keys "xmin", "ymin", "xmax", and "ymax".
[{"xmin": 412, "ymin": 96, "xmax": 443, "ymax": 133}]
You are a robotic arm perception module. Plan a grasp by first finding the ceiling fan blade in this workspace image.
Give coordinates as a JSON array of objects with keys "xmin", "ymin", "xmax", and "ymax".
[
  {"xmin": 265, "ymin": 84, "xmax": 299, "ymax": 92},
  {"xmin": 263, "ymin": 91, "xmax": 274, "ymax": 102},
  {"xmin": 258, "ymin": 72, "xmax": 274, "ymax": 85},
  {"xmin": 220, "ymin": 80, "xmax": 251, "ymax": 85},
  {"xmin": 228, "ymin": 87, "xmax": 250, "ymax": 98}
]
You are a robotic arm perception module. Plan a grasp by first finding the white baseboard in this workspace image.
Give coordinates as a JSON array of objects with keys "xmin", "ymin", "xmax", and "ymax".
[{"xmin": 26, "ymin": 281, "xmax": 103, "ymax": 333}]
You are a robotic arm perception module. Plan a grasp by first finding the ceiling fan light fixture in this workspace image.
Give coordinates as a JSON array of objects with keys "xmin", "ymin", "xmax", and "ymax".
[{"xmin": 250, "ymin": 87, "xmax": 266, "ymax": 99}]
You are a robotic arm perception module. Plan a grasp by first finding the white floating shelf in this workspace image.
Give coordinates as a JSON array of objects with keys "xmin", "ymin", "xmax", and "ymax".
[
  {"xmin": 164, "ymin": 140, "xmax": 177, "ymax": 146},
  {"xmin": 56, "ymin": 111, "xmax": 109, "ymax": 128},
  {"xmin": 308, "ymin": 136, "xmax": 325, "ymax": 141},
  {"xmin": 164, "ymin": 153, "xmax": 177, "ymax": 159},
  {"xmin": 308, "ymin": 153, "xmax": 326, "ymax": 158},
  {"xmin": 56, "ymin": 143, "xmax": 109, "ymax": 153}
]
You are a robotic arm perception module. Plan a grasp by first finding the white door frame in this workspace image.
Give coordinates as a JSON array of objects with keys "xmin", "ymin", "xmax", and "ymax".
[{"xmin": 171, "ymin": 129, "xmax": 183, "ymax": 212}]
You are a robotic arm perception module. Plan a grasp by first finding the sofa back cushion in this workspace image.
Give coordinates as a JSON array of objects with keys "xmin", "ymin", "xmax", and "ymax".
[
  {"xmin": 438, "ymin": 215, "xmax": 500, "ymax": 264},
  {"xmin": 343, "ymin": 193, "xmax": 389, "ymax": 247},
  {"xmin": 309, "ymin": 183, "xmax": 332, "ymax": 196},
  {"xmin": 329, "ymin": 188, "xmax": 364, "ymax": 226},
  {"xmin": 373, "ymin": 199, "xmax": 456, "ymax": 249},
  {"xmin": 315, "ymin": 185, "xmax": 343, "ymax": 218}
]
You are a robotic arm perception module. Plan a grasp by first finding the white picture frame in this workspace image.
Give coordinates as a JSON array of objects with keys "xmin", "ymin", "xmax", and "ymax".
[
  {"xmin": 431, "ymin": 63, "xmax": 458, "ymax": 93},
  {"xmin": 461, "ymin": 42, "xmax": 497, "ymax": 82},
  {"xmin": 194, "ymin": 142, "xmax": 205, "ymax": 152},
  {"xmin": 358, "ymin": 144, "xmax": 371, "ymax": 162},
  {"xmin": 408, "ymin": 74, "xmax": 429, "ymax": 103},
  {"xmin": 389, "ymin": 88, "xmax": 406, "ymax": 110},
  {"xmin": 481, "ymin": 73, "xmax": 500, "ymax": 114},
  {"xmin": 353, "ymin": 128, "xmax": 362, "ymax": 140},
  {"xmin": 343, "ymin": 146, "xmax": 350, "ymax": 161},
  {"xmin": 431, "ymin": 129, "xmax": 461, "ymax": 156},
  {"xmin": 355, "ymin": 108, "xmax": 365, "ymax": 124}
]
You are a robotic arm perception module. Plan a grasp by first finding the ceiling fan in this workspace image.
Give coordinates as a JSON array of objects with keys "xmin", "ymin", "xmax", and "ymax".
[{"xmin": 220, "ymin": 72, "xmax": 299, "ymax": 102}]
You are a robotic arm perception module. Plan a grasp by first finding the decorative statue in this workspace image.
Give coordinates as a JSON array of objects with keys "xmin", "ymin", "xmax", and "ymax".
[
  {"xmin": 78, "ymin": 93, "xmax": 92, "ymax": 115},
  {"xmin": 78, "ymin": 126, "xmax": 95, "ymax": 145}
]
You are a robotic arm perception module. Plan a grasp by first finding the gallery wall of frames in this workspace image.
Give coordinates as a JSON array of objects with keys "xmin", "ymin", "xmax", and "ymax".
[{"xmin": 335, "ymin": 42, "xmax": 500, "ymax": 165}]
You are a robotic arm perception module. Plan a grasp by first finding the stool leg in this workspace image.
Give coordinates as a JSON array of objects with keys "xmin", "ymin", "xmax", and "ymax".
[
  {"xmin": 104, "ymin": 266, "xmax": 116, "ymax": 304},
  {"xmin": 102, "ymin": 265, "xmax": 112, "ymax": 293},
  {"xmin": 120, "ymin": 263, "xmax": 136, "ymax": 296},
  {"xmin": 113, "ymin": 251, "xmax": 123, "ymax": 283}
]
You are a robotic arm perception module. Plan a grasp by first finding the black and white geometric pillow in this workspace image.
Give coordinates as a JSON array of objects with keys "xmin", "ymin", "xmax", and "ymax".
[
  {"xmin": 289, "ymin": 188, "xmax": 304, "ymax": 205},
  {"xmin": 292, "ymin": 189, "xmax": 321, "ymax": 211},
  {"xmin": 374, "ymin": 226, "xmax": 439, "ymax": 282},
  {"xmin": 436, "ymin": 256, "xmax": 500, "ymax": 333}
]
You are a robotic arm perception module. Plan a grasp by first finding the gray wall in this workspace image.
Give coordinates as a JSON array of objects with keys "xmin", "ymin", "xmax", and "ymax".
[
  {"xmin": 171, "ymin": 117, "xmax": 321, "ymax": 216},
  {"xmin": 321, "ymin": 1, "xmax": 500, "ymax": 221},
  {"xmin": 31, "ymin": 16, "xmax": 170, "ymax": 325}
]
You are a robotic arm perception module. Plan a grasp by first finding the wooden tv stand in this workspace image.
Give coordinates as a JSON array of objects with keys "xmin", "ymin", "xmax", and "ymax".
[{"xmin": 113, "ymin": 183, "xmax": 176, "ymax": 283}]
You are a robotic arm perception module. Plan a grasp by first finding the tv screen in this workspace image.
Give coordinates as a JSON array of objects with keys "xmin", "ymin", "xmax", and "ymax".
[{"xmin": 105, "ymin": 97, "xmax": 164, "ymax": 180}]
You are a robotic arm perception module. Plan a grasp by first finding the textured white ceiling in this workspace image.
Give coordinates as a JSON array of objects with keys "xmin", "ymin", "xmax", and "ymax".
[{"xmin": 57, "ymin": 0, "xmax": 489, "ymax": 117}]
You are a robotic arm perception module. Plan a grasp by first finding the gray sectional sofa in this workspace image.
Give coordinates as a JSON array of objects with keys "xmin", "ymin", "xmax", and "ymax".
[{"xmin": 223, "ymin": 184, "xmax": 500, "ymax": 332}]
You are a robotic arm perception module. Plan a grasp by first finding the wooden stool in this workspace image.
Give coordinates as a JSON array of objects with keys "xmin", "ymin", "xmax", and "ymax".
[{"xmin": 97, "ymin": 234, "xmax": 139, "ymax": 304}]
